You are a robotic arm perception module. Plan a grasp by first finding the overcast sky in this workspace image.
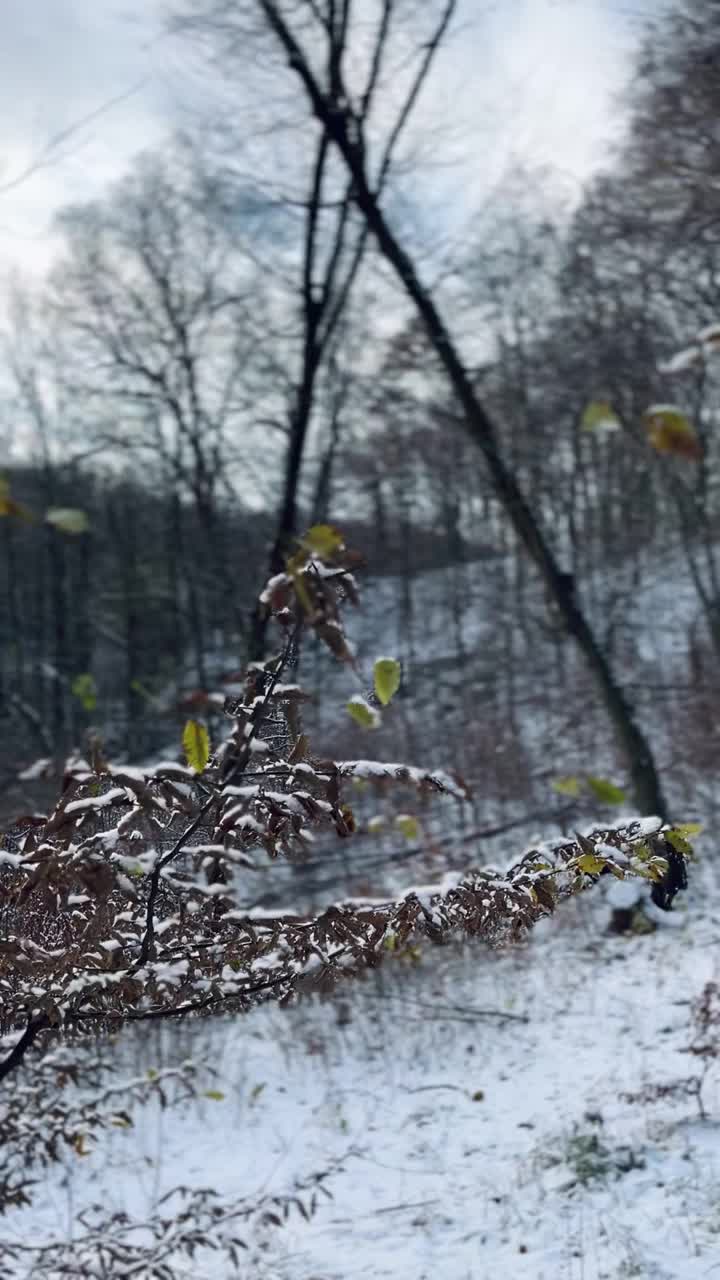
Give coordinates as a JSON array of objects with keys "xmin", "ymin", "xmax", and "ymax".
[{"xmin": 0, "ymin": 0, "xmax": 655, "ymax": 285}]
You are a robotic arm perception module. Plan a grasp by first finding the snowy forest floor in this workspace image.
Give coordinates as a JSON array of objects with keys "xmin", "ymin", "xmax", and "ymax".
[{"xmin": 5, "ymin": 859, "xmax": 720, "ymax": 1279}]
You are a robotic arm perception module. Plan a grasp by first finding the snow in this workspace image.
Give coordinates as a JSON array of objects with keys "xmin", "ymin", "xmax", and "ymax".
[
  {"xmin": 259, "ymin": 572, "xmax": 289, "ymax": 604},
  {"xmin": 658, "ymin": 347, "xmax": 700, "ymax": 374},
  {"xmin": 4, "ymin": 535, "xmax": 719, "ymax": 1274},
  {"xmin": 605, "ymin": 877, "xmax": 644, "ymax": 909},
  {"xmin": 5, "ymin": 863, "xmax": 719, "ymax": 1278},
  {"xmin": 64, "ymin": 787, "xmax": 127, "ymax": 814},
  {"xmin": 697, "ymin": 323, "xmax": 720, "ymax": 345},
  {"xmin": 644, "ymin": 403, "xmax": 687, "ymax": 418},
  {"xmin": 337, "ymin": 760, "xmax": 467, "ymax": 800},
  {"xmin": 17, "ymin": 757, "xmax": 53, "ymax": 781},
  {"xmin": 0, "ymin": 850, "xmax": 24, "ymax": 868}
]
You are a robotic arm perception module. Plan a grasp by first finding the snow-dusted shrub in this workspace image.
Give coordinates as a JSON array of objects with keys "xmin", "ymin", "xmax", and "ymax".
[{"xmin": 0, "ymin": 526, "xmax": 690, "ymax": 1270}]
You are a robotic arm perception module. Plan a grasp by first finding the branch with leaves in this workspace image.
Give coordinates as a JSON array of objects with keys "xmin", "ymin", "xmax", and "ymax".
[
  {"xmin": 0, "ymin": 528, "xmax": 685, "ymax": 1038},
  {"xmin": 0, "ymin": 1170, "xmax": 338, "ymax": 1279},
  {"xmin": 0, "ymin": 525, "xmax": 689, "ymax": 1254}
]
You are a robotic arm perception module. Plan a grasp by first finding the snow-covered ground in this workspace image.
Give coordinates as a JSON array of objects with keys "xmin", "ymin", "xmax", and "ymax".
[
  {"xmin": 5, "ymin": 860, "xmax": 719, "ymax": 1279},
  {"xmin": 3, "ymin": 536, "xmax": 718, "ymax": 1276}
]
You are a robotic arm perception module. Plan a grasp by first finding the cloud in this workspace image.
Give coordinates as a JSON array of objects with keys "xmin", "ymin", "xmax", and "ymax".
[
  {"xmin": 406, "ymin": 0, "xmax": 640, "ymax": 237},
  {"xmin": 0, "ymin": 0, "xmax": 646, "ymax": 284},
  {"xmin": 0, "ymin": 0, "xmax": 169, "ymax": 280}
]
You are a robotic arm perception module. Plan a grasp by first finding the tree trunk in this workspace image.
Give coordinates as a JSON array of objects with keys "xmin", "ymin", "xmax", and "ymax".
[
  {"xmin": 261, "ymin": 14, "xmax": 667, "ymax": 819},
  {"xmin": 248, "ymin": 352, "xmax": 320, "ymax": 663}
]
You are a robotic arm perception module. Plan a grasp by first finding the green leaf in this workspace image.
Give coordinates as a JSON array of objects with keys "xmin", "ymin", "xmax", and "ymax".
[
  {"xmin": 373, "ymin": 657, "xmax": 401, "ymax": 706},
  {"xmin": 46, "ymin": 507, "xmax": 90, "ymax": 535},
  {"xmin": 302, "ymin": 524, "xmax": 344, "ymax": 558},
  {"xmin": 629, "ymin": 865, "xmax": 655, "ymax": 882},
  {"xmin": 665, "ymin": 829, "xmax": 693, "ymax": 857},
  {"xmin": 71, "ymin": 673, "xmax": 97, "ymax": 712},
  {"xmin": 347, "ymin": 697, "xmax": 380, "ymax": 729},
  {"xmin": 627, "ymin": 841, "xmax": 650, "ymax": 866},
  {"xmin": 552, "ymin": 776, "xmax": 581, "ymax": 797},
  {"xmin": 586, "ymin": 776, "xmax": 626, "ymax": 806},
  {"xmin": 394, "ymin": 813, "xmax": 420, "ymax": 841},
  {"xmin": 576, "ymin": 852, "xmax": 607, "ymax": 876},
  {"xmin": 581, "ymin": 400, "xmax": 621, "ymax": 433},
  {"xmin": 672, "ymin": 822, "xmax": 702, "ymax": 838},
  {"xmin": 203, "ymin": 1089, "xmax": 226, "ymax": 1102},
  {"xmin": 183, "ymin": 718, "xmax": 210, "ymax": 772},
  {"xmin": 367, "ymin": 815, "xmax": 386, "ymax": 834}
]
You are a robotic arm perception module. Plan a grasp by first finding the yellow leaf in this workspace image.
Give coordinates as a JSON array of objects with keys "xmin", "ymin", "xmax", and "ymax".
[
  {"xmin": 302, "ymin": 524, "xmax": 344, "ymax": 558},
  {"xmin": 0, "ymin": 493, "xmax": 36, "ymax": 521},
  {"xmin": 373, "ymin": 657, "xmax": 401, "ymax": 706},
  {"xmin": 665, "ymin": 829, "xmax": 692, "ymax": 857},
  {"xmin": 347, "ymin": 697, "xmax": 380, "ymax": 729},
  {"xmin": 581, "ymin": 400, "xmax": 621, "ymax": 433},
  {"xmin": 71, "ymin": 672, "xmax": 97, "ymax": 711},
  {"xmin": 552, "ymin": 776, "xmax": 581, "ymax": 797},
  {"xmin": 643, "ymin": 405, "xmax": 701, "ymax": 460},
  {"xmin": 183, "ymin": 719, "xmax": 210, "ymax": 772},
  {"xmin": 203, "ymin": 1089, "xmax": 226, "ymax": 1102},
  {"xmin": 576, "ymin": 852, "xmax": 607, "ymax": 876},
  {"xmin": 284, "ymin": 549, "xmax": 315, "ymax": 615},
  {"xmin": 395, "ymin": 813, "xmax": 420, "ymax": 841}
]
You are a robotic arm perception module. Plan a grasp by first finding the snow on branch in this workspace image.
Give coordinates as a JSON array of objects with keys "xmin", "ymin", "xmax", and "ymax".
[{"xmin": 0, "ymin": 526, "xmax": 689, "ymax": 1233}]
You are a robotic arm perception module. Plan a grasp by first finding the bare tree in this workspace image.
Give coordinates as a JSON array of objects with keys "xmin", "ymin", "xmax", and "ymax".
[
  {"xmin": 173, "ymin": 4, "xmax": 460, "ymax": 660},
  {"xmin": 46, "ymin": 144, "xmax": 265, "ymax": 667},
  {"xmin": 173, "ymin": 0, "xmax": 668, "ymax": 823}
]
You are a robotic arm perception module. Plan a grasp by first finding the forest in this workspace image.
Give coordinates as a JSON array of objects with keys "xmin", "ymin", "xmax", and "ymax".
[{"xmin": 0, "ymin": 0, "xmax": 718, "ymax": 1276}]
